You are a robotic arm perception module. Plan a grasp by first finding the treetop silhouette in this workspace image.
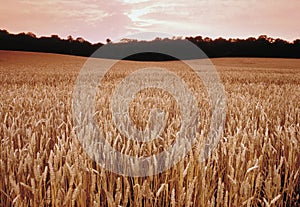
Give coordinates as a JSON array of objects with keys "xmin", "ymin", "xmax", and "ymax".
[{"xmin": 0, "ymin": 29, "xmax": 299, "ymax": 60}]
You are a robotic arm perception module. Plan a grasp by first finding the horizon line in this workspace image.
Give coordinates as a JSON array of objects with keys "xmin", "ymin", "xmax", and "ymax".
[{"xmin": 1, "ymin": 28, "xmax": 299, "ymax": 45}]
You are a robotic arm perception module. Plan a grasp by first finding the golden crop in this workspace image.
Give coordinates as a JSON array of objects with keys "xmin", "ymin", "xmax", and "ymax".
[{"xmin": 0, "ymin": 51, "xmax": 299, "ymax": 206}]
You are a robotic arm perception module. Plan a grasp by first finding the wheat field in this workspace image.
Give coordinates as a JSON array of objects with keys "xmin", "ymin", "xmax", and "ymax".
[{"xmin": 0, "ymin": 50, "xmax": 299, "ymax": 206}]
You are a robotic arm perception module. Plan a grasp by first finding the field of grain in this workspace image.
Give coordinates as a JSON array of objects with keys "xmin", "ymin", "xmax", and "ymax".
[{"xmin": 0, "ymin": 50, "xmax": 299, "ymax": 206}]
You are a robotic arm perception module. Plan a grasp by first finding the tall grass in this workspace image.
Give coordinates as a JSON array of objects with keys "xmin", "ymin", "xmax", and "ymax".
[{"xmin": 0, "ymin": 51, "xmax": 299, "ymax": 206}]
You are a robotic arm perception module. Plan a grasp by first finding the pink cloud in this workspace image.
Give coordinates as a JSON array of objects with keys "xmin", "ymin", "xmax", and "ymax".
[{"xmin": 0, "ymin": 0, "xmax": 299, "ymax": 43}]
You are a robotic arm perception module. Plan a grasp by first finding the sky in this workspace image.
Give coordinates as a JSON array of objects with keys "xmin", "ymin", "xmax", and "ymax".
[{"xmin": 1, "ymin": 0, "xmax": 299, "ymax": 43}]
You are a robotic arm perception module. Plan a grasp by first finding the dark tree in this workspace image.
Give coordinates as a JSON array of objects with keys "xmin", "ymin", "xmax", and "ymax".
[{"xmin": 0, "ymin": 29, "xmax": 300, "ymax": 60}]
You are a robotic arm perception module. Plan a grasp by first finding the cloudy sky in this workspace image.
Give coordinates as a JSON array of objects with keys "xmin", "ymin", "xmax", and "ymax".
[{"xmin": 1, "ymin": 0, "xmax": 299, "ymax": 43}]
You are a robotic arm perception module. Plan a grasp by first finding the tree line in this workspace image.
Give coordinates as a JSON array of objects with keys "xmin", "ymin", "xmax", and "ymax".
[{"xmin": 0, "ymin": 29, "xmax": 299, "ymax": 60}]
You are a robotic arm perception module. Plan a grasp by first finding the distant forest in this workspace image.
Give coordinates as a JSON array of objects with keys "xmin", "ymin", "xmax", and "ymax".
[{"xmin": 1, "ymin": 29, "xmax": 300, "ymax": 60}]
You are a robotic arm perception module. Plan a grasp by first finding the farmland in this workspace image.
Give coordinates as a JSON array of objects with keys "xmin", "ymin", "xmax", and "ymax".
[{"xmin": 0, "ymin": 50, "xmax": 299, "ymax": 206}]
